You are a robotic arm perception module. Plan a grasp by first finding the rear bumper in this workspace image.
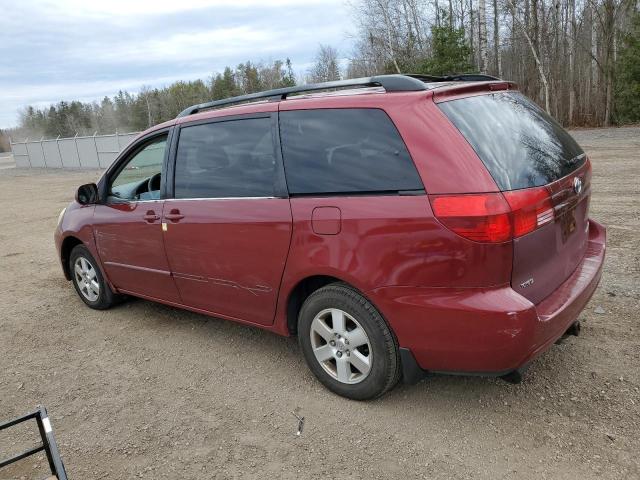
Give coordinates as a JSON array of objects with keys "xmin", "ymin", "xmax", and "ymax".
[{"xmin": 370, "ymin": 219, "xmax": 606, "ymax": 377}]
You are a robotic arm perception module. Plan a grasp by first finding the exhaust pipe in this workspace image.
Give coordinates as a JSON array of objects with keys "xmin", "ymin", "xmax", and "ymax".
[
  {"xmin": 501, "ymin": 370, "xmax": 523, "ymax": 384},
  {"xmin": 566, "ymin": 321, "xmax": 581, "ymax": 337},
  {"xmin": 555, "ymin": 320, "xmax": 582, "ymax": 344},
  {"xmin": 502, "ymin": 322, "xmax": 582, "ymax": 384},
  {"xmin": 500, "ymin": 363, "xmax": 530, "ymax": 384}
]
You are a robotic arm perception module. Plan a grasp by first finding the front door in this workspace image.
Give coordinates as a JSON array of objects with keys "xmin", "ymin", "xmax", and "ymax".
[
  {"xmin": 93, "ymin": 131, "xmax": 181, "ymax": 303},
  {"xmin": 162, "ymin": 115, "xmax": 292, "ymax": 325}
]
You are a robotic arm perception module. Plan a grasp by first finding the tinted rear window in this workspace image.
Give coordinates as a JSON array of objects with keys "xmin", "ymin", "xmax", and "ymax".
[
  {"xmin": 279, "ymin": 108, "xmax": 423, "ymax": 195},
  {"xmin": 438, "ymin": 92, "xmax": 585, "ymax": 190},
  {"xmin": 175, "ymin": 118, "xmax": 277, "ymax": 198}
]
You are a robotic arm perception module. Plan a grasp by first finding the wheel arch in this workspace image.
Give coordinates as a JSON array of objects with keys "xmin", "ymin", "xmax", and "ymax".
[
  {"xmin": 60, "ymin": 236, "xmax": 83, "ymax": 280},
  {"xmin": 285, "ymin": 275, "xmax": 379, "ymax": 336},
  {"xmin": 286, "ymin": 275, "xmax": 349, "ymax": 335}
]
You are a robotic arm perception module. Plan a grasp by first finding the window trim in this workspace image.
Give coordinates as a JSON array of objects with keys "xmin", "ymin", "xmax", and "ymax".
[
  {"xmin": 99, "ymin": 127, "xmax": 174, "ymax": 204},
  {"xmin": 289, "ymin": 189, "xmax": 426, "ymax": 198},
  {"xmin": 167, "ymin": 112, "xmax": 288, "ymax": 200}
]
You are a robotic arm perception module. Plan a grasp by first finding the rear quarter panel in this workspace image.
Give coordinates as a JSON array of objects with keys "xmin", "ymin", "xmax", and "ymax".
[
  {"xmin": 384, "ymin": 96, "xmax": 500, "ymax": 194},
  {"xmin": 273, "ymin": 195, "xmax": 512, "ymax": 333}
]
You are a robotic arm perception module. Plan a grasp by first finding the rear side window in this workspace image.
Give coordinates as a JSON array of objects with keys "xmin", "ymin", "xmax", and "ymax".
[
  {"xmin": 175, "ymin": 118, "xmax": 276, "ymax": 198},
  {"xmin": 279, "ymin": 108, "xmax": 423, "ymax": 195},
  {"xmin": 438, "ymin": 92, "xmax": 585, "ymax": 190}
]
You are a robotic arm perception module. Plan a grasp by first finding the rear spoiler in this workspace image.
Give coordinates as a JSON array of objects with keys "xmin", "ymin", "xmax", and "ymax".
[{"xmin": 432, "ymin": 81, "xmax": 519, "ymax": 103}]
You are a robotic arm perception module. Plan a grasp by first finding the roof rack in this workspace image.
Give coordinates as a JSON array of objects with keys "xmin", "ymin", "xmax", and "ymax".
[
  {"xmin": 177, "ymin": 74, "xmax": 427, "ymax": 117},
  {"xmin": 176, "ymin": 73, "xmax": 502, "ymax": 118}
]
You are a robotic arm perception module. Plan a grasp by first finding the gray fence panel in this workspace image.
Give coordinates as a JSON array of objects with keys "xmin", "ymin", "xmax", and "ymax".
[
  {"xmin": 57, "ymin": 139, "xmax": 81, "ymax": 167},
  {"xmin": 11, "ymin": 131, "xmax": 140, "ymax": 169},
  {"xmin": 95, "ymin": 135, "xmax": 121, "ymax": 168},
  {"xmin": 42, "ymin": 140, "xmax": 63, "ymax": 168},
  {"xmin": 12, "ymin": 143, "xmax": 30, "ymax": 168},
  {"xmin": 26, "ymin": 142, "xmax": 46, "ymax": 167},
  {"xmin": 76, "ymin": 137, "xmax": 100, "ymax": 168},
  {"xmin": 117, "ymin": 133, "xmax": 137, "ymax": 150}
]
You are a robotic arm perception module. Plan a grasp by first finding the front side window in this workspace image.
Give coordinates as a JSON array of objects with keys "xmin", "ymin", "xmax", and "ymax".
[
  {"xmin": 109, "ymin": 135, "xmax": 167, "ymax": 201},
  {"xmin": 174, "ymin": 118, "xmax": 277, "ymax": 198},
  {"xmin": 279, "ymin": 108, "xmax": 423, "ymax": 195}
]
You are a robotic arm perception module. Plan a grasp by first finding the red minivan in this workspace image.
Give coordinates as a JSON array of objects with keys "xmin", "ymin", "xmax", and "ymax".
[{"xmin": 55, "ymin": 75, "xmax": 606, "ymax": 399}]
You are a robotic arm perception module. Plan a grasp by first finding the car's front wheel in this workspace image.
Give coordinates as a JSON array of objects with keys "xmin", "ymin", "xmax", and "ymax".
[
  {"xmin": 298, "ymin": 283, "xmax": 401, "ymax": 400},
  {"xmin": 69, "ymin": 244, "xmax": 118, "ymax": 310}
]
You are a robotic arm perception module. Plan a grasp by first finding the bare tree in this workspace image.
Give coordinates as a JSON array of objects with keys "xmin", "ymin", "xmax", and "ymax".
[
  {"xmin": 568, "ymin": 0, "xmax": 576, "ymax": 123},
  {"xmin": 493, "ymin": 0, "xmax": 502, "ymax": 76},
  {"xmin": 347, "ymin": 0, "xmax": 431, "ymax": 73},
  {"xmin": 344, "ymin": 0, "xmax": 638, "ymax": 126},
  {"xmin": 505, "ymin": 0, "xmax": 551, "ymax": 112},
  {"xmin": 478, "ymin": 0, "xmax": 489, "ymax": 72},
  {"xmin": 308, "ymin": 45, "xmax": 342, "ymax": 83}
]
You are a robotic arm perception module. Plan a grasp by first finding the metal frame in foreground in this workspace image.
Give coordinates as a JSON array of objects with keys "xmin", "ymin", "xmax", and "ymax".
[{"xmin": 0, "ymin": 406, "xmax": 68, "ymax": 479}]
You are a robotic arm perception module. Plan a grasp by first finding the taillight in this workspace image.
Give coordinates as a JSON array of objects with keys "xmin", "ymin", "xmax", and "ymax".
[
  {"xmin": 429, "ymin": 187, "xmax": 555, "ymax": 243},
  {"xmin": 503, "ymin": 187, "xmax": 554, "ymax": 237},
  {"xmin": 429, "ymin": 193, "xmax": 511, "ymax": 243}
]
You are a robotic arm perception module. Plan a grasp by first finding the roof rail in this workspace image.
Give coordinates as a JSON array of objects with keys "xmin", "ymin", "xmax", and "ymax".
[{"xmin": 176, "ymin": 74, "xmax": 427, "ymax": 118}]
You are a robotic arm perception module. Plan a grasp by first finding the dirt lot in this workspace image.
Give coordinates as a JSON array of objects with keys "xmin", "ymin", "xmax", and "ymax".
[{"xmin": 1, "ymin": 127, "xmax": 639, "ymax": 479}]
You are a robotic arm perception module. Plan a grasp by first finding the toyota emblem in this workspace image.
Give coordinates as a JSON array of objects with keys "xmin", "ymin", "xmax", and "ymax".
[{"xmin": 573, "ymin": 177, "xmax": 583, "ymax": 194}]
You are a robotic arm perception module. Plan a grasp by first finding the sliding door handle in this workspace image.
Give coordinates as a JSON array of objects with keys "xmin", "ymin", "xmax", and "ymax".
[{"xmin": 164, "ymin": 209, "xmax": 184, "ymax": 222}]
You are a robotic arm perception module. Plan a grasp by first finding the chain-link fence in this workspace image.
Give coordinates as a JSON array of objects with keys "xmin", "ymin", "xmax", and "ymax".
[{"xmin": 10, "ymin": 132, "xmax": 139, "ymax": 169}]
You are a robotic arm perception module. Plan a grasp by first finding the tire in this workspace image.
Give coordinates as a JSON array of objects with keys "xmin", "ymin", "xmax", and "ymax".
[
  {"xmin": 69, "ymin": 244, "xmax": 118, "ymax": 310},
  {"xmin": 298, "ymin": 283, "xmax": 400, "ymax": 400}
]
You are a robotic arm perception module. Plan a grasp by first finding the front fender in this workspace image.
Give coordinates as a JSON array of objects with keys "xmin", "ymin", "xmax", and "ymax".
[{"xmin": 55, "ymin": 201, "xmax": 100, "ymax": 280}]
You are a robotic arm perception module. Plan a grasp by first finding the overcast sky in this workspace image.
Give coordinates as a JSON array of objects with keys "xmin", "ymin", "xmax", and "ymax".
[{"xmin": 0, "ymin": 0, "xmax": 356, "ymax": 129}]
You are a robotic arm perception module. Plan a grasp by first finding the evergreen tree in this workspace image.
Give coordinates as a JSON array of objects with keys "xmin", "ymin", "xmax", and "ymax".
[
  {"xmin": 12, "ymin": 58, "xmax": 297, "ymax": 139},
  {"xmin": 419, "ymin": 22, "xmax": 473, "ymax": 76},
  {"xmin": 614, "ymin": 12, "xmax": 640, "ymax": 124},
  {"xmin": 211, "ymin": 67, "xmax": 239, "ymax": 100},
  {"xmin": 237, "ymin": 62, "xmax": 262, "ymax": 93},
  {"xmin": 283, "ymin": 58, "xmax": 296, "ymax": 87}
]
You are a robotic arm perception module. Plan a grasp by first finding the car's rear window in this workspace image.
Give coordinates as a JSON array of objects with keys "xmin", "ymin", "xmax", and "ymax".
[
  {"xmin": 438, "ymin": 92, "xmax": 585, "ymax": 190},
  {"xmin": 279, "ymin": 108, "xmax": 423, "ymax": 195}
]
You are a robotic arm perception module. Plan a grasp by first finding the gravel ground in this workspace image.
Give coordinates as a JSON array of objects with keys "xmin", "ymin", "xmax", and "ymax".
[{"xmin": 0, "ymin": 126, "xmax": 639, "ymax": 480}]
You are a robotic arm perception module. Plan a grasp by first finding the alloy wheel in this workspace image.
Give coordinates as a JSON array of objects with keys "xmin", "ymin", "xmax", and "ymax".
[
  {"xmin": 74, "ymin": 256, "xmax": 100, "ymax": 302},
  {"xmin": 309, "ymin": 308, "xmax": 372, "ymax": 384}
]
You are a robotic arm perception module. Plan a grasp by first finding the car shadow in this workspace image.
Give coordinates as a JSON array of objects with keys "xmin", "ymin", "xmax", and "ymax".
[{"xmin": 107, "ymin": 295, "xmax": 583, "ymax": 406}]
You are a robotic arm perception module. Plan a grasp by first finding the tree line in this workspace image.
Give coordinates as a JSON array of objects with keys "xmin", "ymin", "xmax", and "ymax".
[
  {"xmin": 346, "ymin": 0, "xmax": 639, "ymax": 126},
  {"xmin": 3, "ymin": 60, "xmax": 296, "ymax": 145},
  {"xmin": 2, "ymin": 0, "xmax": 638, "ymax": 150}
]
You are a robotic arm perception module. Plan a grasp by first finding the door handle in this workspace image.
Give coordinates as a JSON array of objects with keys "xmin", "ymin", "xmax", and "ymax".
[
  {"xmin": 164, "ymin": 209, "xmax": 184, "ymax": 222},
  {"xmin": 143, "ymin": 210, "xmax": 160, "ymax": 222}
]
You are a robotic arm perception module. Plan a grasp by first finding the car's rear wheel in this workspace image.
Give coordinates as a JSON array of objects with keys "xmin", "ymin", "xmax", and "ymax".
[
  {"xmin": 69, "ymin": 244, "xmax": 118, "ymax": 310},
  {"xmin": 298, "ymin": 283, "xmax": 400, "ymax": 400}
]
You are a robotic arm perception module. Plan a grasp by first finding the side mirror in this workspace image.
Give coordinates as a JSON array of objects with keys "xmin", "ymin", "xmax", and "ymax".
[{"xmin": 76, "ymin": 183, "xmax": 99, "ymax": 205}]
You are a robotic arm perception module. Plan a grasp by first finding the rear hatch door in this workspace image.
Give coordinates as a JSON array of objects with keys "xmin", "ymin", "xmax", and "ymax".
[
  {"xmin": 438, "ymin": 90, "xmax": 590, "ymax": 304},
  {"xmin": 510, "ymin": 161, "xmax": 591, "ymax": 303}
]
